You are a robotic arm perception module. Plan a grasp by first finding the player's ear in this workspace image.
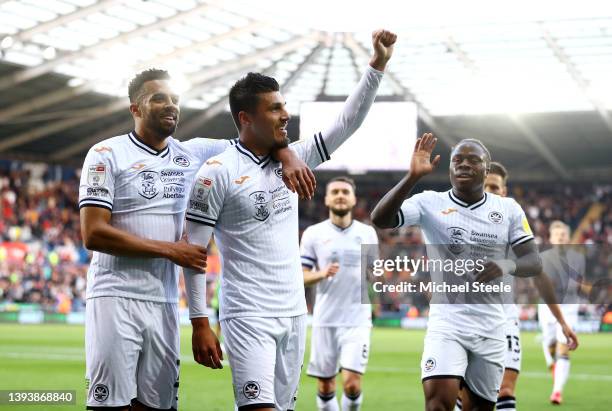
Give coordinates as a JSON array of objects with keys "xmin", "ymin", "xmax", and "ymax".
[
  {"xmin": 129, "ymin": 102, "xmax": 141, "ymax": 118},
  {"xmin": 238, "ymin": 111, "xmax": 251, "ymax": 128}
]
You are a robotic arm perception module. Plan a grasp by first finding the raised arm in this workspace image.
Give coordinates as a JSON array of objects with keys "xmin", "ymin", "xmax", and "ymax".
[
  {"xmin": 371, "ymin": 133, "xmax": 440, "ymax": 228},
  {"xmin": 316, "ymin": 30, "xmax": 395, "ymax": 157}
]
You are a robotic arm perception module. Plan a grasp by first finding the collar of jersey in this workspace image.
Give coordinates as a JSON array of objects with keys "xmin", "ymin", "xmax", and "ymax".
[
  {"xmin": 129, "ymin": 131, "xmax": 170, "ymax": 157},
  {"xmin": 329, "ymin": 219, "xmax": 354, "ymax": 232},
  {"xmin": 448, "ymin": 190, "xmax": 488, "ymax": 210},
  {"xmin": 235, "ymin": 141, "xmax": 271, "ymax": 168}
]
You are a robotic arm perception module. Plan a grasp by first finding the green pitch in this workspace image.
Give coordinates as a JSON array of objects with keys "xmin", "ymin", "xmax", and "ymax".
[{"xmin": 0, "ymin": 324, "xmax": 610, "ymax": 410}]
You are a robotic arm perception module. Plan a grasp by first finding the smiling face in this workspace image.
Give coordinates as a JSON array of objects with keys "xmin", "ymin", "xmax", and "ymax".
[
  {"xmin": 242, "ymin": 91, "xmax": 290, "ymax": 150},
  {"xmin": 325, "ymin": 180, "xmax": 357, "ymax": 217},
  {"xmin": 131, "ymin": 79, "xmax": 180, "ymax": 138},
  {"xmin": 449, "ymin": 141, "xmax": 489, "ymax": 194}
]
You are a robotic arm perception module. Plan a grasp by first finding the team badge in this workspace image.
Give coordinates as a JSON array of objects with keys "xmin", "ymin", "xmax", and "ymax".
[
  {"xmin": 274, "ymin": 167, "xmax": 283, "ymax": 179},
  {"xmin": 488, "ymin": 211, "xmax": 503, "ymax": 224},
  {"xmin": 87, "ymin": 164, "xmax": 106, "ymax": 187},
  {"xmin": 243, "ymin": 381, "xmax": 261, "ymax": 400},
  {"xmin": 138, "ymin": 171, "xmax": 160, "ymax": 199},
  {"xmin": 423, "ymin": 358, "xmax": 436, "ymax": 372},
  {"xmin": 447, "ymin": 226, "xmax": 468, "ymax": 254},
  {"xmin": 249, "ymin": 191, "xmax": 270, "ymax": 221},
  {"xmin": 92, "ymin": 384, "xmax": 109, "ymax": 402},
  {"xmin": 173, "ymin": 155, "xmax": 190, "ymax": 167}
]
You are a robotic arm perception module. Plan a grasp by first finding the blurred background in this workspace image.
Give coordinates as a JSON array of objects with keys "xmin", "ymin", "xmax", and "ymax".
[{"xmin": 0, "ymin": 1, "xmax": 611, "ymax": 409}]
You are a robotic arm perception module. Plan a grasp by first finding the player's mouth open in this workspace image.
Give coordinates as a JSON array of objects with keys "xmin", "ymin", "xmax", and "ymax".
[{"xmin": 278, "ymin": 125, "xmax": 287, "ymax": 137}]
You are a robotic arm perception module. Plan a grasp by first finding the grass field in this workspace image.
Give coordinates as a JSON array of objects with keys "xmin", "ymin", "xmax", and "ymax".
[{"xmin": 0, "ymin": 324, "xmax": 610, "ymax": 410}]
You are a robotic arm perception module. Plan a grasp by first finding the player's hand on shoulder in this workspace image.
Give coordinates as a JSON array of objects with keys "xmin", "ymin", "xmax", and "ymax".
[
  {"xmin": 168, "ymin": 238, "xmax": 207, "ymax": 272},
  {"xmin": 191, "ymin": 318, "xmax": 223, "ymax": 369},
  {"xmin": 370, "ymin": 29, "xmax": 397, "ymax": 71},
  {"xmin": 410, "ymin": 133, "xmax": 440, "ymax": 178},
  {"xmin": 279, "ymin": 153, "xmax": 316, "ymax": 200}
]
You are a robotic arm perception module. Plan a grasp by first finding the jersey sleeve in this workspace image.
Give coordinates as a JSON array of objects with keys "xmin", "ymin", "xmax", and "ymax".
[
  {"xmin": 396, "ymin": 192, "xmax": 428, "ymax": 228},
  {"xmin": 78, "ymin": 145, "xmax": 115, "ymax": 211},
  {"xmin": 508, "ymin": 198, "xmax": 535, "ymax": 246},
  {"xmin": 185, "ymin": 160, "xmax": 230, "ymax": 228},
  {"xmin": 182, "ymin": 137, "xmax": 235, "ymax": 167},
  {"xmin": 300, "ymin": 227, "xmax": 318, "ymax": 270},
  {"xmin": 290, "ymin": 65, "xmax": 384, "ymax": 169},
  {"xmin": 366, "ymin": 226, "xmax": 380, "ymax": 262}
]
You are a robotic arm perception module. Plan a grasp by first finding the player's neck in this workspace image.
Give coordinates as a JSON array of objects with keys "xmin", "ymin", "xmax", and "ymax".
[
  {"xmin": 239, "ymin": 133, "xmax": 271, "ymax": 157},
  {"xmin": 134, "ymin": 125, "xmax": 169, "ymax": 151},
  {"xmin": 330, "ymin": 212, "xmax": 353, "ymax": 229},
  {"xmin": 452, "ymin": 187, "xmax": 485, "ymax": 205}
]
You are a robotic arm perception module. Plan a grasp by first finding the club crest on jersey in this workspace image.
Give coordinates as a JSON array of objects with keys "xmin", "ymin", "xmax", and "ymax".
[
  {"xmin": 423, "ymin": 358, "xmax": 436, "ymax": 372},
  {"xmin": 274, "ymin": 167, "xmax": 283, "ymax": 179},
  {"xmin": 249, "ymin": 191, "xmax": 270, "ymax": 221},
  {"xmin": 138, "ymin": 171, "xmax": 160, "ymax": 199},
  {"xmin": 488, "ymin": 211, "xmax": 503, "ymax": 224},
  {"xmin": 447, "ymin": 226, "xmax": 468, "ymax": 254},
  {"xmin": 173, "ymin": 155, "xmax": 190, "ymax": 167},
  {"xmin": 87, "ymin": 164, "xmax": 106, "ymax": 187},
  {"xmin": 243, "ymin": 381, "xmax": 261, "ymax": 400},
  {"xmin": 92, "ymin": 384, "xmax": 109, "ymax": 402}
]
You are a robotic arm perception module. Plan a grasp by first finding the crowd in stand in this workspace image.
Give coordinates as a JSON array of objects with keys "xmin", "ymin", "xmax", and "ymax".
[{"xmin": 1, "ymin": 162, "xmax": 610, "ymax": 320}]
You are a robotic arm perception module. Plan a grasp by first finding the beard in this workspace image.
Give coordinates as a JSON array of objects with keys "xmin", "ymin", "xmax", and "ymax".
[
  {"xmin": 146, "ymin": 115, "xmax": 177, "ymax": 138},
  {"xmin": 330, "ymin": 207, "xmax": 351, "ymax": 217}
]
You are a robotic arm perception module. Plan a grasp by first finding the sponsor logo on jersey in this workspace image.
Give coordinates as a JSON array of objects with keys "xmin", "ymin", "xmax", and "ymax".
[
  {"xmin": 94, "ymin": 146, "xmax": 112, "ymax": 153},
  {"xmin": 423, "ymin": 358, "xmax": 436, "ymax": 372},
  {"xmin": 87, "ymin": 164, "xmax": 106, "ymax": 187},
  {"xmin": 488, "ymin": 211, "xmax": 503, "ymax": 224},
  {"xmin": 249, "ymin": 191, "xmax": 270, "ymax": 221},
  {"xmin": 206, "ymin": 159, "xmax": 223, "ymax": 166},
  {"xmin": 441, "ymin": 207, "xmax": 458, "ymax": 215},
  {"xmin": 138, "ymin": 171, "xmax": 160, "ymax": 199},
  {"xmin": 447, "ymin": 226, "xmax": 468, "ymax": 254},
  {"xmin": 189, "ymin": 200, "xmax": 209, "ymax": 213},
  {"xmin": 173, "ymin": 155, "xmax": 190, "ymax": 167},
  {"xmin": 234, "ymin": 175, "xmax": 250, "ymax": 184},
  {"xmin": 92, "ymin": 384, "xmax": 109, "ymax": 402},
  {"xmin": 274, "ymin": 167, "xmax": 283, "ymax": 179},
  {"xmin": 243, "ymin": 381, "xmax": 261, "ymax": 400}
]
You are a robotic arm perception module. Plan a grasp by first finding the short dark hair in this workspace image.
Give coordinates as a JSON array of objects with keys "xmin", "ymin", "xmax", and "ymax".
[
  {"xmin": 452, "ymin": 138, "xmax": 491, "ymax": 167},
  {"xmin": 326, "ymin": 176, "xmax": 356, "ymax": 193},
  {"xmin": 489, "ymin": 161, "xmax": 508, "ymax": 182},
  {"xmin": 229, "ymin": 72, "xmax": 279, "ymax": 131},
  {"xmin": 128, "ymin": 69, "xmax": 170, "ymax": 103}
]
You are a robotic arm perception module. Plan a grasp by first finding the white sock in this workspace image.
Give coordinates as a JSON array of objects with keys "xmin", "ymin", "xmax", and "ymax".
[
  {"xmin": 341, "ymin": 392, "xmax": 363, "ymax": 411},
  {"xmin": 553, "ymin": 356, "xmax": 570, "ymax": 393},
  {"xmin": 542, "ymin": 342, "xmax": 554, "ymax": 368},
  {"xmin": 317, "ymin": 392, "xmax": 339, "ymax": 411}
]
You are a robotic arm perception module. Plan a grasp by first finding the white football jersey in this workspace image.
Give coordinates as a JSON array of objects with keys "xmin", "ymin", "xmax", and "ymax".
[
  {"xmin": 300, "ymin": 219, "xmax": 379, "ymax": 327},
  {"xmin": 185, "ymin": 66, "xmax": 384, "ymax": 320},
  {"xmin": 79, "ymin": 131, "xmax": 233, "ymax": 303},
  {"xmin": 397, "ymin": 189, "xmax": 534, "ymax": 340}
]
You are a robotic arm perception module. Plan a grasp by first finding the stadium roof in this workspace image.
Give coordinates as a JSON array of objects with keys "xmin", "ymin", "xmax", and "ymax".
[{"xmin": 1, "ymin": 0, "xmax": 611, "ymax": 181}]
